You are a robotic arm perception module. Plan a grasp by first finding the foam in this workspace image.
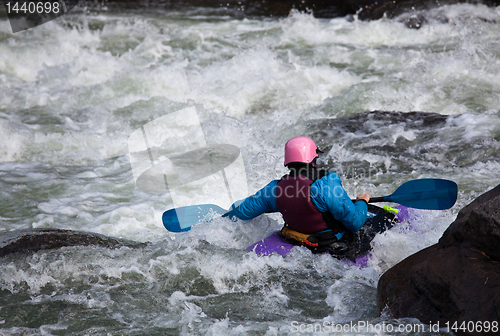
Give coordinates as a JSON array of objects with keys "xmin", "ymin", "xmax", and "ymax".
[
  {"xmin": 368, "ymin": 208, "xmax": 458, "ymax": 273},
  {"xmin": 446, "ymin": 112, "xmax": 499, "ymax": 140},
  {"xmin": 280, "ymin": 10, "xmax": 454, "ymax": 48},
  {"xmin": 0, "ymin": 120, "xmax": 26, "ymax": 162},
  {"xmin": 187, "ymin": 47, "xmax": 360, "ymax": 117},
  {"xmin": 0, "ymin": 21, "xmax": 100, "ymax": 82},
  {"xmin": 2, "ymin": 6, "xmax": 499, "ymax": 167},
  {"xmin": 1, "ymin": 5, "xmax": 500, "ymax": 334}
]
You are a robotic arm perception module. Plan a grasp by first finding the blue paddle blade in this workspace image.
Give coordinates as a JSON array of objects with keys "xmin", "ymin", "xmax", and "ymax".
[
  {"xmin": 162, "ymin": 204, "xmax": 228, "ymax": 232},
  {"xmin": 384, "ymin": 178, "xmax": 457, "ymax": 210}
]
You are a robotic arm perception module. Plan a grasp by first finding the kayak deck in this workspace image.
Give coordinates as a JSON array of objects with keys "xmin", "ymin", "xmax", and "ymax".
[{"xmin": 246, "ymin": 205, "xmax": 411, "ymax": 267}]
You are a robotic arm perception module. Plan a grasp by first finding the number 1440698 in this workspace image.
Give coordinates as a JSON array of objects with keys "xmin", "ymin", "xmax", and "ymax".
[
  {"xmin": 5, "ymin": 1, "xmax": 62, "ymax": 14},
  {"xmin": 445, "ymin": 321, "xmax": 498, "ymax": 333}
]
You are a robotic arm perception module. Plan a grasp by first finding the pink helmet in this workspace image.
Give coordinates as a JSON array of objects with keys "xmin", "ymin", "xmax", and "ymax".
[{"xmin": 284, "ymin": 136, "xmax": 320, "ymax": 165}]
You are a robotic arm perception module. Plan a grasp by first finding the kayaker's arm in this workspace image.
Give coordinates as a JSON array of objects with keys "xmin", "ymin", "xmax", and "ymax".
[
  {"xmin": 310, "ymin": 173, "xmax": 368, "ymax": 232},
  {"xmin": 224, "ymin": 180, "xmax": 279, "ymax": 220}
]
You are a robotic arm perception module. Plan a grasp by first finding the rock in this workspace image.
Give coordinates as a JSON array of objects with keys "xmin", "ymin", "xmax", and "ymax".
[
  {"xmin": 304, "ymin": 111, "xmax": 450, "ymax": 176},
  {"xmin": 377, "ymin": 184, "xmax": 500, "ymax": 334},
  {"xmin": 93, "ymin": 0, "xmax": 500, "ymax": 20},
  {"xmin": 0, "ymin": 228, "xmax": 147, "ymax": 257},
  {"xmin": 439, "ymin": 184, "xmax": 500, "ymax": 260}
]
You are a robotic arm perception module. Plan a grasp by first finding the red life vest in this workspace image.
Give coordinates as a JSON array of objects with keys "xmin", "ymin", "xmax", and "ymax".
[{"xmin": 276, "ymin": 174, "xmax": 329, "ymax": 234}]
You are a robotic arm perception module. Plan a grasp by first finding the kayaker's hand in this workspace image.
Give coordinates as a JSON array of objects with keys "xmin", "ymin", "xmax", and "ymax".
[
  {"xmin": 222, "ymin": 200, "xmax": 243, "ymax": 221},
  {"xmin": 356, "ymin": 193, "xmax": 370, "ymax": 204},
  {"xmin": 222, "ymin": 207, "xmax": 238, "ymax": 222}
]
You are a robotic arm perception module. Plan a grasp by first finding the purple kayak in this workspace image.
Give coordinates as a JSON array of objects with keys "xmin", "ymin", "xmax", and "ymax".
[{"xmin": 246, "ymin": 205, "xmax": 415, "ymax": 267}]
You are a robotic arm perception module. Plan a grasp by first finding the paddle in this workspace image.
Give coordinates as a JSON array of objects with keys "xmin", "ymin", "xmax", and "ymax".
[
  {"xmin": 162, "ymin": 204, "xmax": 228, "ymax": 232},
  {"xmin": 162, "ymin": 178, "xmax": 457, "ymax": 232},
  {"xmin": 366, "ymin": 178, "xmax": 457, "ymax": 210}
]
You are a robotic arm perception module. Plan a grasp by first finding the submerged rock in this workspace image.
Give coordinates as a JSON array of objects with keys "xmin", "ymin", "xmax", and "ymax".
[
  {"xmin": 377, "ymin": 184, "xmax": 500, "ymax": 331},
  {"xmin": 0, "ymin": 228, "xmax": 146, "ymax": 257},
  {"xmin": 304, "ymin": 111, "xmax": 450, "ymax": 178}
]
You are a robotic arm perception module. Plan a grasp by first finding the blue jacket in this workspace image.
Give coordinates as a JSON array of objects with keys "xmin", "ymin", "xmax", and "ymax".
[{"xmin": 227, "ymin": 172, "xmax": 368, "ymax": 233}]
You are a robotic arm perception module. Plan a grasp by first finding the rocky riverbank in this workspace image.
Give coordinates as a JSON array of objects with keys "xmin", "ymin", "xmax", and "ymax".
[{"xmin": 378, "ymin": 184, "xmax": 500, "ymax": 335}]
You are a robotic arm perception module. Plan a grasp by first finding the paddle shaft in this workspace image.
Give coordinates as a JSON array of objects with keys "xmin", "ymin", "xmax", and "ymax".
[{"xmin": 351, "ymin": 197, "xmax": 384, "ymax": 203}]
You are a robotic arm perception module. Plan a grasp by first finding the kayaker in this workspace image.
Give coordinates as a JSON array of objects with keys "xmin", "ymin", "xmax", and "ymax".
[{"xmin": 223, "ymin": 136, "xmax": 370, "ymax": 255}]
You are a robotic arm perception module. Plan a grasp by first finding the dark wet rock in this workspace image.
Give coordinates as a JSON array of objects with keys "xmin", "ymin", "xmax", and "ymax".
[
  {"xmin": 0, "ymin": 228, "xmax": 147, "ymax": 257},
  {"xmin": 310, "ymin": 111, "xmax": 448, "ymax": 135},
  {"xmin": 304, "ymin": 111, "xmax": 450, "ymax": 177},
  {"xmin": 377, "ymin": 184, "xmax": 500, "ymax": 333},
  {"xmin": 94, "ymin": 0, "xmax": 500, "ymax": 20},
  {"xmin": 399, "ymin": 12, "xmax": 428, "ymax": 29},
  {"xmin": 440, "ymin": 184, "xmax": 500, "ymax": 261}
]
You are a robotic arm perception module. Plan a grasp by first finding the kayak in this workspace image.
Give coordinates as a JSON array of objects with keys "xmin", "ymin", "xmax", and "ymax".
[{"xmin": 246, "ymin": 204, "xmax": 412, "ymax": 267}]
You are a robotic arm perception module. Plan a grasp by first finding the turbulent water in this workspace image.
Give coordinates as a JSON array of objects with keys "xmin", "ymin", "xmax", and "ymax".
[{"xmin": 1, "ymin": 3, "xmax": 500, "ymax": 335}]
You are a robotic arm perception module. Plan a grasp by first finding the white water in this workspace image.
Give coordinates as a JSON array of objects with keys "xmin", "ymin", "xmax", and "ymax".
[{"xmin": 0, "ymin": 4, "xmax": 500, "ymax": 335}]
